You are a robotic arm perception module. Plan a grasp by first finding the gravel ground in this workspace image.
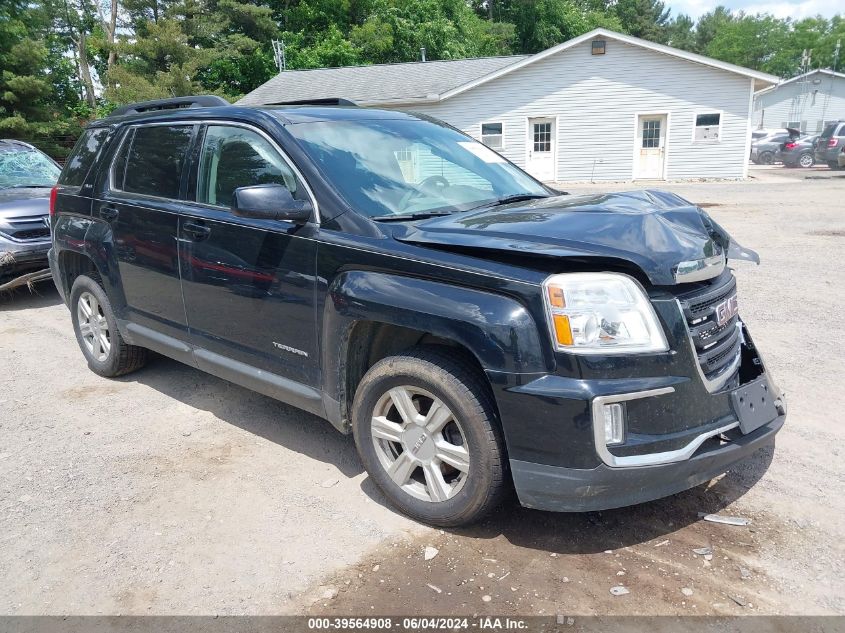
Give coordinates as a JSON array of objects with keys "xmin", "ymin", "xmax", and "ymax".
[{"xmin": 1, "ymin": 165, "xmax": 843, "ymax": 616}]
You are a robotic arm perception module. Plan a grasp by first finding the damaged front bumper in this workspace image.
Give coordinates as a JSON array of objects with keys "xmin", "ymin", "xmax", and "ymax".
[
  {"xmin": 0, "ymin": 238, "xmax": 50, "ymax": 282},
  {"xmin": 488, "ymin": 270, "xmax": 785, "ymax": 513},
  {"xmin": 510, "ymin": 413, "xmax": 782, "ymax": 511}
]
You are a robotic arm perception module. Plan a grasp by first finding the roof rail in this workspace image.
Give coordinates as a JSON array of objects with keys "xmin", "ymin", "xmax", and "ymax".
[
  {"xmin": 266, "ymin": 98, "xmax": 358, "ymax": 107},
  {"xmin": 109, "ymin": 95, "xmax": 230, "ymax": 117}
]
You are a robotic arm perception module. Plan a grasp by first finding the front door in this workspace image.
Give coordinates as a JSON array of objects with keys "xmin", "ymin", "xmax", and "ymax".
[
  {"xmin": 527, "ymin": 117, "xmax": 555, "ymax": 181},
  {"xmin": 179, "ymin": 123, "xmax": 320, "ymax": 393},
  {"xmin": 636, "ymin": 115, "xmax": 667, "ymax": 179}
]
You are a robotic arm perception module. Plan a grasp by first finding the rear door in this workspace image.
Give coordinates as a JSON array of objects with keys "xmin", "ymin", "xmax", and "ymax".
[
  {"xmin": 98, "ymin": 123, "xmax": 196, "ymax": 350},
  {"xmin": 178, "ymin": 122, "xmax": 321, "ymax": 399}
]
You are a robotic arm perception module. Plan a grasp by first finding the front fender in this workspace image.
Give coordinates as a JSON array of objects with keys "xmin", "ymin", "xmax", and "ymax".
[{"xmin": 321, "ymin": 271, "xmax": 550, "ymax": 422}]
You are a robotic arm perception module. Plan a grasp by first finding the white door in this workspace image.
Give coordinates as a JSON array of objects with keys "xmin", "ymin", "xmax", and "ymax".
[
  {"xmin": 635, "ymin": 115, "xmax": 667, "ymax": 179},
  {"xmin": 527, "ymin": 117, "xmax": 555, "ymax": 181}
]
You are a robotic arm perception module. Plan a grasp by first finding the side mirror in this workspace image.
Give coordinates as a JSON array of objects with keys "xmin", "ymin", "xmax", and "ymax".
[{"xmin": 232, "ymin": 183, "xmax": 312, "ymax": 223}]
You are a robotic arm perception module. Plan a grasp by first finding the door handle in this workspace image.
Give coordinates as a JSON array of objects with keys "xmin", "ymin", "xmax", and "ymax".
[
  {"xmin": 99, "ymin": 205, "xmax": 119, "ymax": 222},
  {"xmin": 182, "ymin": 221, "xmax": 211, "ymax": 241}
]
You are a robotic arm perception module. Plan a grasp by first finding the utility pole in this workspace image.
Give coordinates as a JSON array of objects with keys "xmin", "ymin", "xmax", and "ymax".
[
  {"xmin": 820, "ymin": 39, "xmax": 840, "ymax": 128},
  {"xmin": 272, "ymin": 39, "xmax": 286, "ymax": 73}
]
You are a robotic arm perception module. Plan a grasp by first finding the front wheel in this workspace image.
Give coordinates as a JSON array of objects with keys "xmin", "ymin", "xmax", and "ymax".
[
  {"xmin": 758, "ymin": 151, "xmax": 775, "ymax": 165},
  {"xmin": 352, "ymin": 348, "xmax": 507, "ymax": 526}
]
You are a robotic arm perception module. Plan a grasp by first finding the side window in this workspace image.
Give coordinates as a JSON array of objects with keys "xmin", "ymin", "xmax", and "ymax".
[
  {"xmin": 60, "ymin": 128, "xmax": 110, "ymax": 186},
  {"xmin": 117, "ymin": 125, "xmax": 194, "ymax": 199},
  {"xmin": 197, "ymin": 125, "xmax": 302, "ymax": 208},
  {"xmin": 480, "ymin": 122, "xmax": 504, "ymax": 149}
]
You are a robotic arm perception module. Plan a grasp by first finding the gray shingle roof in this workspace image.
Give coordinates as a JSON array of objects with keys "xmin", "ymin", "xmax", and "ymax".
[{"xmin": 236, "ymin": 56, "xmax": 527, "ymax": 107}]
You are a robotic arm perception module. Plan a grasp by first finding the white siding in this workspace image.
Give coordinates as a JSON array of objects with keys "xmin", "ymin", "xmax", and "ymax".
[
  {"xmin": 753, "ymin": 74, "xmax": 845, "ymax": 134},
  {"xmin": 389, "ymin": 40, "xmax": 753, "ymax": 182}
]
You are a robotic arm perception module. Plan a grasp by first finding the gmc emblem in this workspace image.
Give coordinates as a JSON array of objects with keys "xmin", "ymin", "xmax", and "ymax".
[{"xmin": 715, "ymin": 294, "xmax": 739, "ymax": 326}]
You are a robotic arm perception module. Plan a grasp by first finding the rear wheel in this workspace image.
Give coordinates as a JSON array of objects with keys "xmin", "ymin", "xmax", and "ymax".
[
  {"xmin": 70, "ymin": 274, "xmax": 147, "ymax": 377},
  {"xmin": 352, "ymin": 348, "xmax": 506, "ymax": 527},
  {"xmin": 798, "ymin": 153, "xmax": 814, "ymax": 168},
  {"xmin": 828, "ymin": 161, "xmax": 840, "ymax": 169}
]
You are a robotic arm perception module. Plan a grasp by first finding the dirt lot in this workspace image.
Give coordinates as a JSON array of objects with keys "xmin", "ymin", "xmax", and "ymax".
[{"xmin": 1, "ymin": 165, "xmax": 843, "ymax": 617}]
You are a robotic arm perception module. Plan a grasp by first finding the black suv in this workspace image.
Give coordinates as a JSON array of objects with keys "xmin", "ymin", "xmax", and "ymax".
[{"xmin": 50, "ymin": 96, "xmax": 786, "ymax": 526}]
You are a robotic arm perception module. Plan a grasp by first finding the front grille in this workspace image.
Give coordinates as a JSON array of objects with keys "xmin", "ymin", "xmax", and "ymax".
[
  {"xmin": 1, "ymin": 215, "xmax": 51, "ymax": 242},
  {"xmin": 676, "ymin": 271, "xmax": 741, "ymax": 388}
]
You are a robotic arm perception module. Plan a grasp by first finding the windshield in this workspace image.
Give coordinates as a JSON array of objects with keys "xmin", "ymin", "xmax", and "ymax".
[
  {"xmin": 285, "ymin": 118, "xmax": 548, "ymax": 218},
  {"xmin": 0, "ymin": 146, "xmax": 60, "ymax": 189}
]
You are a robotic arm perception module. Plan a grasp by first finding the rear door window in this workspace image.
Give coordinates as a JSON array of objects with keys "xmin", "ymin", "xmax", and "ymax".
[
  {"xmin": 60, "ymin": 128, "xmax": 110, "ymax": 187},
  {"xmin": 116, "ymin": 125, "xmax": 194, "ymax": 199},
  {"xmin": 820, "ymin": 123, "xmax": 838, "ymax": 139}
]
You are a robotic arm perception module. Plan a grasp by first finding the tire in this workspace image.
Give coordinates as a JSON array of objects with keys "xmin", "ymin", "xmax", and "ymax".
[
  {"xmin": 828, "ymin": 161, "xmax": 839, "ymax": 169},
  {"xmin": 352, "ymin": 347, "xmax": 507, "ymax": 527},
  {"xmin": 759, "ymin": 151, "xmax": 774, "ymax": 165},
  {"xmin": 70, "ymin": 274, "xmax": 147, "ymax": 377},
  {"xmin": 798, "ymin": 153, "xmax": 814, "ymax": 168}
]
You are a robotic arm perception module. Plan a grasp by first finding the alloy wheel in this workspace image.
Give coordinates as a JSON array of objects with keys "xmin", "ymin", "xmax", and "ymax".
[
  {"xmin": 799, "ymin": 154, "xmax": 814, "ymax": 168},
  {"xmin": 77, "ymin": 291, "xmax": 111, "ymax": 362},
  {"xmin": 370, "ymin": 386, "xmax": 470, "ymax": 503}
]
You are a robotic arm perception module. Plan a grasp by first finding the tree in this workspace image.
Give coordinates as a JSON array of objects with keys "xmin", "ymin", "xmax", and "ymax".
[
  {"xmin": 612, "ymin": 0, "xmax": 670, "ymax": 42},
  {"xmin": 704, "ymin": 12, "xmax": 790, "ymax": 74},
  {"xmin": 665, "ymin": 13, "xmax": 695, "ymax": 50}
]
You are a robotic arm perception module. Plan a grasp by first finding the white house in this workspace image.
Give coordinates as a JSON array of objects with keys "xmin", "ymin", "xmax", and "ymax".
[
  {"xmin": 753, "ymin": 69, "xmax": 845, "ymax": 134},
  {"xmin": 239, "ymin": 28, "xmax": 777, "ymax": 182}
]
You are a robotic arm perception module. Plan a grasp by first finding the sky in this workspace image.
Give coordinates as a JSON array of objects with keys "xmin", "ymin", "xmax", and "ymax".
[{"xmin": 667, "ymin": 0, "xmax": 842, "ymax": 20}]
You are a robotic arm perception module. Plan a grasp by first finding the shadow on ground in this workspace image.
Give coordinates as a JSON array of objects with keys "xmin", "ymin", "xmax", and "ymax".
[
  {"xmin": 117, "ymin": 339, "xmax": 774, "ymax": 554},
  {"xmin": 0, "ymin": 280, "xmax": 62, "ymax": 311},
  {"xmin": 120, "ymin": 353, "xmax": 364, "ymax": 479},
  {"xmin": 448, "ymin": 445, "xmax": 774, "ymax": 554}
]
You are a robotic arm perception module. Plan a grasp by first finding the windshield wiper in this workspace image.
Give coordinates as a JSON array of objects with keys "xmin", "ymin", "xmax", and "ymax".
[
  {"xmin": 490, "ymin": 194, "xmax": 549, "ymax": 206},
  {"xmin": 7, "ymin": 184, "xmax": 53, "ymax": 189},
  {"xmin": 466, "ymin": 193, "xmax": 549, "ymax": 212},
  {"xmin": 372, "ymin": 211, "xmax": 453, "ymax": 222}
]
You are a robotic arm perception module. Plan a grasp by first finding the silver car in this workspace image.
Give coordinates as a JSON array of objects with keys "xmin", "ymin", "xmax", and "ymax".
[
  {"xmin": 0, "ymin": 140, "xmax": 60, "ymax": 283},
  {"xmin": 751, "ymin": 129, "xmax": 800, "ymax": 165}
]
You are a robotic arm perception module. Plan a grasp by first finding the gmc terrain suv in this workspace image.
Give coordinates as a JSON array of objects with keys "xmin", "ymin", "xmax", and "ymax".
[{"xmin": 49, "ymin": 96, "xmax": 786, "ymax": 526}]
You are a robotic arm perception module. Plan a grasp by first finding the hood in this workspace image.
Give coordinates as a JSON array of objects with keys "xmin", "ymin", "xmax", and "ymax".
[
  {"xmin": 0, "ymin": 188, "xmax": 51, "ymax": 220},
  {"xmin": 393, "ymin": 190, "xmax": 758, "ymax": 286}
]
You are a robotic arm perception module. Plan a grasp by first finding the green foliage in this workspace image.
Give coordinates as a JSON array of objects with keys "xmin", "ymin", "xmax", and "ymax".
[{"xmin": 612, "ymin": 0, "xmax": 670, "ymax": 42}]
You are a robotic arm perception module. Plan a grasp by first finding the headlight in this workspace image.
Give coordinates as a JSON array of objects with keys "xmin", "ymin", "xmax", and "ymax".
[{"xmin": 542, "ymin": 272, "xmax": 668, "ymax": 354}]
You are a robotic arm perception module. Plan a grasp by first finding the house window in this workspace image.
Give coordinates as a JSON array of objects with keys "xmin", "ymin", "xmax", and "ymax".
[
  {"xmin": 786, "ymin": 120, "xmax": 801, "ymax": 130},
  {"xmin": 481, "ymin": 122, "xmax": 503, "ymax": 149},
  {"xmin": 694, "ymin": 112, "xmax": 721, "ymax": 142}
]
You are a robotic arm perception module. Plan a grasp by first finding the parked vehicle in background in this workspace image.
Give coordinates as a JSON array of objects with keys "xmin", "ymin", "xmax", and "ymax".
[
  {"xmin": 750, "ymin": 129, "xmax": 800, "ymax": 165},
  {"xmin": 0, "ymin": 140, "xmax": 60, "ymax": 285},
  {"xmin": 50, "ymin": 96, "xmax": 786, "ymax": 527},
  {"xmin": 816, "ymin": 121, "xmax": 845, "ymax": 169},
  {"xmin": 751, "ymin": 128, "xmax": 788, "ymax": 142},
  {"xmin": 777, "ymin": 135, "xmax": 818, "ymax": 168}
]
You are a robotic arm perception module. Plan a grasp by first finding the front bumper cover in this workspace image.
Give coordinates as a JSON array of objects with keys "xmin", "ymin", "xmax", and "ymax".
[
  {"xmin": 511, "ymin": 414, "xmax": 783, "ymax": 512},
  {"xmin": 0, "ymin": 238, "xmax": 50, "ymax": 279}
]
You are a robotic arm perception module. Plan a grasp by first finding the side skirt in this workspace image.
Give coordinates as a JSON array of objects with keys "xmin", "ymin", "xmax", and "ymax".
[{"xmin": 121, "ymin": 321, "xmax": 327, "ymax": 421}]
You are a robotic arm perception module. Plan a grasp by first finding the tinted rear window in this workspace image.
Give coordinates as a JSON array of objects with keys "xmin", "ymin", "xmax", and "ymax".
[
  {"xmin": 118, "ymin": 125, "xmax": 194, "ymax": 199},
  {"xmin": 60, "ymin": 128, "xmax": 110, "ymax": 187},
  {"xmin": 820, "ymin": 123, "xmax": 839, "ymax": 139}
]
